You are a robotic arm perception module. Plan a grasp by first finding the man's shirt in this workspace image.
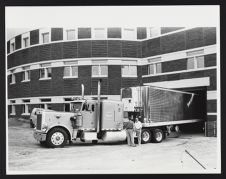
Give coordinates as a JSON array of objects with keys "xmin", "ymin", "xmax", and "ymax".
[
  {"xmin": 135, "ymin": 121, "xmax": 142, "ymax": 130},
  {"xmin": 124, "ymin": 120, "xmax": 134, "ymax": 129}
]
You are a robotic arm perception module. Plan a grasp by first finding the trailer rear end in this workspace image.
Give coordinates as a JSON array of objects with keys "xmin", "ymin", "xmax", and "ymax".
[{"xmin": 121, "ymin": 86, "xmax": 205, "ymax": 143}]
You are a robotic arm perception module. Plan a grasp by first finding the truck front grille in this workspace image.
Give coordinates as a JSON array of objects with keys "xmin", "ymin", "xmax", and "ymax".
[{"xmin": 36, "ymin": 114, "xmax": 42, "ymax": 130}]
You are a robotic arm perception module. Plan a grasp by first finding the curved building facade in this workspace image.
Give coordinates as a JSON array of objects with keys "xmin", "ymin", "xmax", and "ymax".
[{"xmin": 7, "ymin": 27, "xmax": 217, "ymax": 136}]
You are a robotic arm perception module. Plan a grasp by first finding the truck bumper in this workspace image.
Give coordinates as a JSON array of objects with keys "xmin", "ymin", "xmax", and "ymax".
[{"xmin": 33, "ymin": 131, "xmax": 47, "ymax": 142}]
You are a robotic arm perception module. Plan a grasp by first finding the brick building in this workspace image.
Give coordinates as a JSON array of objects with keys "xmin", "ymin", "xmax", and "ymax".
[{"xmin": 7, "ymin": 27, "xmax": 217, "ymax": 136}]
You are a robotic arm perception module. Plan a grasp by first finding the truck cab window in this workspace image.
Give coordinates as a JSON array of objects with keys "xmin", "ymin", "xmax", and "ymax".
[
  {"xmin": 92, "ymin": 104, "xmax": 95, "ymax": 112},
  {"xmin": 82, "ymin": 103, "xmax": 90, "ymax": 111},
  {"xmin": 71, "ymin": 102, "xmax": 82, "ymax": 112}
]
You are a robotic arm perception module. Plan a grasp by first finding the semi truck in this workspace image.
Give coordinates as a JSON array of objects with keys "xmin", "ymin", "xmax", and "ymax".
[{"xmin": 33, "ymin": 80, "xmax": 204, "ymax": 148}]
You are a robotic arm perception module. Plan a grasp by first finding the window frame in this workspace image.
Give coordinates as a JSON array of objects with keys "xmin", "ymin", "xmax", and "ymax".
[
  {"xmin": 9, "ymin": 73, "xmax": 16, "ymax": 84},
  {"xmin": 187, "ymin": 55, "xmax": 205, "ymax": 70},
  {"xmin": 93, "ymin": 28, "xmax": 107, "ymax": 39},
  {"xmin": 10, "ymin": 42, "xmax": 15, "ymax": 52},
  {"xmin": 42, "ymin": 32, "xmax": 50, "ymax": 44},
  {"xmin": 22, "ymin": 37, "xmax": 29, "ymax": 48},
  {"xmin": 92, "ymin": 65, "xmax": 108, "ymax": 78},
  {"xmin": 63, "ymin": 65, "xmax": 78, "ymax": 79},
  {"xmin": 21, "ymin": 104, "xmax": 30, "ymax": 115},
  {"xmin": 122, "ymin": 28, "xmax": 136, "ymax": 40},
  {"xmin": 148, "ymin": 62, "xmax": 162, "ymax": 75},
  {"xmin": 21, "ymin": 68, "xmax": 30, "ymax": 82},
  {"xmin": 39, "ymin": 103, "xmax": 52, "ymax": 110},
  {"xmin": 121, "ymin": 65, "xmax": 137, "ymax": 77},
  {"xmin": 148, "ymin": 27, "xmax": 161, "ymax": 38},
  {"xmin": 39, "ymin": 67, "xmax": 52, "ymax": 80},
  {"xmin": 9, "ymin": 105, "xmax": 16, "ymax": 115},
  {"xmin": 66, "ymin": 29, "xmax": 76, "ymax": 40}
]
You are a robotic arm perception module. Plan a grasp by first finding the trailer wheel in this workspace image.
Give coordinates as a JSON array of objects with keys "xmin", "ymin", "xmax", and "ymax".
[
  {"xmin": 46, "ymin": 127, "xmax": 68, "ymax": 148},
  {"xmin": 141, "ymin": 129, "xmax": 151, "ymax": 144},
  {"xmin": 153, "ymin": 129, "xmax": 164, "ymax": 143}
]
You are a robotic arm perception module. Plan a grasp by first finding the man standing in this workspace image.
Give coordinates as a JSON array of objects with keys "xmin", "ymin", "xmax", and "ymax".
[
  {"xmin": 135, "ymin": 117, "xmax": 142, "ymax": 146},
  {"xmin": 124, "ymin": 117, "xmax": 136, "ymax": 147}
]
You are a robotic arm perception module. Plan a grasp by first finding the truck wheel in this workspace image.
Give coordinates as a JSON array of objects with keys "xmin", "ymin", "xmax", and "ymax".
[
  {"xmin": 46, "ymin": 128, "xmax": 68, "ymax": 148},
  {"xmin": 141, "ymin": 129, "xmax": 151, "ymax": 144},
  {"xmin": 153, "ymin": 129, "xmax": 164, "ymax": 143}
]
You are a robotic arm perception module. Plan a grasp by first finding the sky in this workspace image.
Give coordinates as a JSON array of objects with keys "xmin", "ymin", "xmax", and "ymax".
[{"xmin": 6, "ymin": 6, "xmax": 220, "ymax": 40}]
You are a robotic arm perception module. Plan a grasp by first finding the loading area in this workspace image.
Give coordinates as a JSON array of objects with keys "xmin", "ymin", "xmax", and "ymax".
[{"xmin": 7, "ymin": 118, "xmax": 219, "ymax": 174}]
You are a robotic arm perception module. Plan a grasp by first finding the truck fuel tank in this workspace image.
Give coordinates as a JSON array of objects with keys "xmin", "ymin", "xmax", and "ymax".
[{"xmin": 102, "ymin": 130, "xmax": 127, "ymax": 142}]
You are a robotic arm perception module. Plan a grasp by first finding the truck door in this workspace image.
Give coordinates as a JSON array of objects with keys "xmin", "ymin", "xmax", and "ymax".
[{"xmin": 80, "ymin": 102, "xmax": 96, "ymax": 130}]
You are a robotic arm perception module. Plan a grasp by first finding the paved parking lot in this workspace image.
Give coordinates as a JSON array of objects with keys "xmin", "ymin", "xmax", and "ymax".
[{"xmin": 7, "ymin": 118, "xmax": 220, "ymax": 174}]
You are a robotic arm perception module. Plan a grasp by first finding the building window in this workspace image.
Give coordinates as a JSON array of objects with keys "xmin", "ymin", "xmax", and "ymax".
[
  {"xmin": 123, "ymin": 28, "xmax": 136, "ymax": 40},
  {"xmin": 39, "ymin": 103, "xmax": 52, "ymax": 110},
  {"xmin": 22, "ymin": 99, "xmax": 30, "ymax": 115},
  {"xmin": 22, "ymin": 104, "xmax": 29, "ymax": 114},
  {"xmin": 148, "ymin": 63, "xmax": 162, "ymax": 75},
  {"xmin": 39, "ymin": 63, "xmax": 52, "ymax": 80},
  {"xmin": 39, "ymin": 68, "xmax": 51, "ymax": 79},
  {"xmin": 9, "ymin": 73, "xmax": 16, "ymax": 84},
  {"xmin": 149, "ymin": 27, "xmax": 161, "ymax": 38},
  {"xmin": 187, "ymin": 56, "xmax": 204, "ymax": 69},
  {"xmin": 22, "ymin": 67, "xmax": 30, "ymax": 82},
  {"xmin": 122, "ymin": 65, "xmax": 137, "ymax": 77},
  {"xmin": 40, "ymin": 98, "xmax": 51, "ymax": 102},
  {"xmin": 66, "ymin": 29, "xmax": 76, "ymax": 40},
  {"xmin": 9, "ymin": 105, "xmax": 16, "ymax": 115},
  {"xmin": 94, "ymin": 28, "xmax": 106, "ymax": 39},
  {"xmin": 42, "ymin": 32, "xmax": 50, "ymax": 43},
  {"xmin": 196, "ymin": 56, "xmax": 205, "ymax": 68},
  {"xmin": 186, "ymin": 49, "xmax": 205, "ymax": 70},
  {"xmin": 39, "ymin": 104, "xmax": 45, "ymax": 109},
  {"xmin": 187, "ymin": 57, "xmax": 195, "ymax": 70},
  {"xmin": 64, "ymin": 66, "xmax": 78, "ymax": 78},
  {"xmin": 10, "ymin": 42, "xmax": 15, "ymax": 52},
  {"xmin": 92, "ymin": 65, "xmax": 108, "ymax": 77},
  {"xmin": 23, "ymin": 37, "xmax": 29, "ymax": 48},
  {"xmin": 156, "ymin": 63, "xmax": 162, "ymax": 74}
]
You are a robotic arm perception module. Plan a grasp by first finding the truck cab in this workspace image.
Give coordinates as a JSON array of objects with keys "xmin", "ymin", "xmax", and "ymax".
[{"xmin": 33, "ymin": 98, "xmax": 126, "ymax": 148}]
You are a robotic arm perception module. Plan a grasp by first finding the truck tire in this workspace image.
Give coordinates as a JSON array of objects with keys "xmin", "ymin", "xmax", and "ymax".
[
  {"xmin": 153, "ymin": 129, "xmax": 164, "ymax": 143},
  {"xmin": 46, "ymin": 127, "xmax": 68, "ymax": 148},
  {"xmin": 141, "ymin": 129, "xmax": 151, "ymax": 144}
]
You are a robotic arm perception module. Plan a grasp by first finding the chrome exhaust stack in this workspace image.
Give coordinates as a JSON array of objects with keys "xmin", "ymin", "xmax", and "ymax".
[
  {"xmin": 96, "ymin": 80, "xmax": 101, "ymax": 133},
  {"xmin": 81, "ymin": 84, "xmax": 84, "ymax": 99}
]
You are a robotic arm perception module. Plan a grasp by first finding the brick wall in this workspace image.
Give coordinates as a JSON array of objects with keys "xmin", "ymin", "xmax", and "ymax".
[
  {"xmin": 108, "ymin": 65, "xmax": 121, "ymax": 95},
  {"xmin": 92, "ymin": 40, "xmax": 108, "ymax": 57}
]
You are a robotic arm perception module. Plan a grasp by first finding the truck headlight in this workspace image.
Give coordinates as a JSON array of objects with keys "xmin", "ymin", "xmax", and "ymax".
[{"xmin": 41, "ymin": 123, "xmax": 48, "ymax": 132}]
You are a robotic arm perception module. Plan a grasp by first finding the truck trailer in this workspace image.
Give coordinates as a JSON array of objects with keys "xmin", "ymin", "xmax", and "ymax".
[
  {"xmin": 121, "ymin": 86, "xmax": 204, "ymax": 143},
  {"xmin": 33, "ymin": 81, "xmax": 204, "ymax": 148}
]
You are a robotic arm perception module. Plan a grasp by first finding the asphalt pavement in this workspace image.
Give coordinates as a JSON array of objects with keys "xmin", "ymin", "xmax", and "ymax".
[{"xmin": 7, "ymin": 118, "xmax": 220, "ymax": 174}]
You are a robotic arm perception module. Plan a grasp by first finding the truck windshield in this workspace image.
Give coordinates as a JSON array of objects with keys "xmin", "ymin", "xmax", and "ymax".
[{"xmin": 71, "ymin": 102, "xmax": 82, "ymax": 112}]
